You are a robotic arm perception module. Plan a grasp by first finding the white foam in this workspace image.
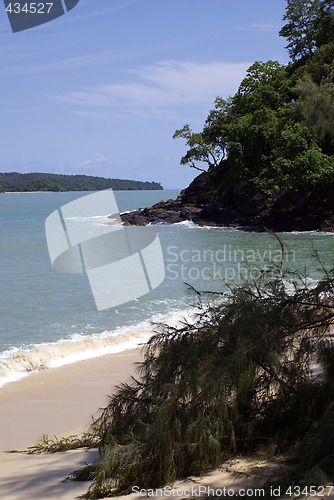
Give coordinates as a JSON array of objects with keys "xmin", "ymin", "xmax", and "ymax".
[
  {"xmin": 280, "ymin": 230, "xmax": 334, "ymax": 235},
  {"xmin": 173, "ymin": 221, "xmax": 241, "ymax": 231},
  {"xmin": 173, "ymin": 220, "xmax": 199, "ymax": 228},
  {"xmin": 173, "ymin": 222, "xmax": 334, "ymax": 235},
  {"xmin": 65, "ymin": 214, "xmax": 111, "ymax": 221},
  {"xmin": 0, "ymin": 308, "xmax": 196, "ymax": 389}
]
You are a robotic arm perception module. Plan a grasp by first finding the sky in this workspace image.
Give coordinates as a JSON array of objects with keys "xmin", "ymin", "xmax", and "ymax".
[{"xmin": 0, "ymin": 0, "xmax": 290, "ymax": 189}]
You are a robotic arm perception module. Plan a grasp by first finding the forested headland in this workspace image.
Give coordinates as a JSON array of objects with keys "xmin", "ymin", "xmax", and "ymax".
[
  {"xmin": 122, "ymin": 0, "xmax": 334, "ymax": 231},
  {"xmin": 174, "ymin": 0, "xmax": 334, "ymax": 196},
  {"xmin": 0, "ymin": 172, "xmax": 163, "ymax": 192}
]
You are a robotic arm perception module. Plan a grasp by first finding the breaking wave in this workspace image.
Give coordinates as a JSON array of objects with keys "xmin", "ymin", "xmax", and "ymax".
[{"xmin": 0, "ymin": 308, "xmax": 196, "ymax": 389}]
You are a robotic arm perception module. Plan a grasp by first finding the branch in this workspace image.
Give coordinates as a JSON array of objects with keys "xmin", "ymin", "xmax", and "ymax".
[
  {"xmin": 189, "ymin": 161, "xmax": 206, "ymax": 172},
  {"xmin": 242, "ymin": 312, "xmax": 334, "ymax": 357}
]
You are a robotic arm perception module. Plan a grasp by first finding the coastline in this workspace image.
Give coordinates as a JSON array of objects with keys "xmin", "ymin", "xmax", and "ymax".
[
  {"xmin": 0, "ymin": 347, "xmax": 286, "ymax": 500},
  {"xmin": 121, "ymin": 171, "xmax": 334, "ymax": 232},
  {"xmin": 0, "ymin": 349, "xmax": 143, "ymax": 499},
  {"xmin": 1, "ymin": 339, "xmax": 333, "ymax": 500},
  {"xmin": 2, "ymin": 191, "xmax": 57, "ymax": 194},
  {"xmin": 0, "ymin": 348, "xmax": 142, "ymax": 451},
  {"xmin": 1, "ymin": 188, "xmax": 333, "ymax": 498}
]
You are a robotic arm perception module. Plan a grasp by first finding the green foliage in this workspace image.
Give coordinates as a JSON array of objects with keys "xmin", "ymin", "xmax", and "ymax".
[
  {"xmin": 8, "ymin": 432, "xmax": 99, "ymax": 454},
  {"xmin": 188, "ymin": 60, "xmax": 334, "ymax": 193},
  {"xmin": 173, "ymin": 104, "xmax": 229, "ymax": 172},
  {"xmin": 293, "ymin": 402, "xmax": 334, "ymax": 478},
  {"xmin": 84, "ymin": 259, "xmax": 334, "ymax": 497},
  {"xmin": 0, "ymin": 172, "xmax": 163, "ymax": 192},
  {"xmin": 174, "ymin": 1, "xmax": 334, "ymax": 195},
  {"xmin": 232, "ymin": 61, "xmax": 289, "ymax": 114},
  {"xmin": 0, "ymin": 177, "xmax": 65, "ymax": 192},
  {"xmin": 174, "ymin": 62, "xmax": 334, "ymax": 194},
  {"xmin": 279, "ymin": 0, "xmax": 324, "ymax": 62},
  {"xmin": 294, "ymin": 67, "xmax": 334, "ymax": 155},
  {"xmin": 314, "ymin": 0, "xmax": 334, "ymax": 49}
]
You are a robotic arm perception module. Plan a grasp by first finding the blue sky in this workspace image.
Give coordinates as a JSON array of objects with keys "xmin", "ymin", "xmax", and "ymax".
[{"xmin": 1, "ymin": 0, "xmax": 289, "ymax": 188}]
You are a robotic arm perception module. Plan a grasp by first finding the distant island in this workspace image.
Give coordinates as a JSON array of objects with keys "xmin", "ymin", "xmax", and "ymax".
[{"xmin": 0, "ymin": 172, "xmax": 163, "ymax": 192}]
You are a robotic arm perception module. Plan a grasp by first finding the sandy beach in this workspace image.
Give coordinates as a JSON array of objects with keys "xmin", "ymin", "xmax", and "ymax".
[
  {"xmin": 1, "ymin": 349, "xmax": 332, "ymax": 500},
  {"xmin": 0, "ymin": 348, "xmax": 275, "ymax": 500},
  {"xmin": 0, "ymin": 349, "xmax": 142, "ymax": 499}
]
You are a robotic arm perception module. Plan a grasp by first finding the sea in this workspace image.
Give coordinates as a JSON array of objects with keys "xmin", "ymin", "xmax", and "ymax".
[{"xmin": 1, "ymin": 189, "xmax": 333, "ymax": 388}]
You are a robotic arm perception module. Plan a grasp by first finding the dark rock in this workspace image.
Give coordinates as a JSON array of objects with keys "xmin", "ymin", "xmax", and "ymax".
[{"xmin": 120, "ymin": 171, "xmax": 334, "ymax": 232}]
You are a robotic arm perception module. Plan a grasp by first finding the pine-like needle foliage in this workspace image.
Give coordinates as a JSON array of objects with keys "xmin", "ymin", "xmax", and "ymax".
[{"xmin": 87, "ymin": 264, "xmax": 334, "ymax": 498}]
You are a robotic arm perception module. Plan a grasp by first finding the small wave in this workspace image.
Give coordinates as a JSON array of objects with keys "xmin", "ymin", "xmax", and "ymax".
[
  {"xmin": 173, "ymin": 220, "xmax": 199, "ymax": 228},
  {"xmin": 173, "ymin": 221, "xmax": 241, "ymax": 231},
  {"xmin": 0, "ymin": 327, "xmax": 148, "ymax": 389},
  {"xmin": 65, "ymin": 215, "xmax": 112, "ymax": 221},
  {"xmin": 280, "ymin": 230, "xmax": 334, "ymax": 235},
  {"xmin": 0, "ymin": 308, "xmax": 197, "ymax": 389},
  {"xmin": 65, "ymin": 214, "xmax": 123, "ymax": 228},
  {"xmin": 173, "ymin": 222, "xmax": 334, "ymax": 235}
]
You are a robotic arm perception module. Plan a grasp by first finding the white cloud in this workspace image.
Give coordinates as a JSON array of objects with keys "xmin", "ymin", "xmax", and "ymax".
[
  {"xmin": 48, "ymin": 60, "xmax": 250, "ymax": 118},
  {"xmin": 80, "ymin": 152, "xmax": 110, "ymax": 168},
  {"xmin": 1, "ymin": 45, "xmax": 153, "ymax": 76}
]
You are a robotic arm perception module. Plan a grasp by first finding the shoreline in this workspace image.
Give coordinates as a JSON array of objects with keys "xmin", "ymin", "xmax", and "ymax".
[
  {"xmin": 1, "ymin": 188, "xmax": 167, "ymax": 194},
  {"xmin": 0, "ymin": 323, "xmax": 156, "ymax": 389},
  {"xmin": 0, "ymin": 347, "xmax": 283, "ymax": 500},
  {"xmin": 1, "ymin": 342, "xmax": 332, "ymax": 499},
  {"xmin": 2, "ymin": 191, "xmax": 58, "ymax": 194},
  {"xmin": 0, "ymin": 348, "xmax": 143, "ymax": 499},
  {"xmin": 0, "ymin": 348, "xmax": 143, "ymax": 452},
  {"xmin": 121, "ymin": 171, "xmax": 334, "ymax": 232}
]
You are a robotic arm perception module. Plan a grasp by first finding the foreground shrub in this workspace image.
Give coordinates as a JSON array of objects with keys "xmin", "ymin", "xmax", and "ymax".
[{"xmin": 86, "ymin": 260, "xmax": 334, "ymax": 497}]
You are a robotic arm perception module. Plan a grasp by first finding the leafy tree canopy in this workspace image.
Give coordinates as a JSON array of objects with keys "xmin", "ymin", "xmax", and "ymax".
[
  {"xmin": 174, "ymin": 0, "xmax": 334, "ymax": 194},
  {"xmin": 279, "ymin": 0, "xmax": 325, "ymax": 61}
]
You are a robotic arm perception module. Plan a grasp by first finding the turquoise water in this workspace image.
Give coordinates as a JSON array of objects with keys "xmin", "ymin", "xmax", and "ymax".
[{"xmin": 0, "ymin": 190, "xmax": 333, "ymax": 386}]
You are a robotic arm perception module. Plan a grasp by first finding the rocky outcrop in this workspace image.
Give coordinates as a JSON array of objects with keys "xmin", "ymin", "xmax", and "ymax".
[{"xmin": 120, "ymin": 171, "xmax": 334, "ymax": 232}]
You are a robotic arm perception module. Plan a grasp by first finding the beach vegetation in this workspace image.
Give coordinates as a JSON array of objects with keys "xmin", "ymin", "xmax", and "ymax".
[
  {"xmin": 22, "ymin": 254, "xmax": 334, "ymax": 497},
  {"xmin": 80, "ymin": 254, "xmax": 334, "ymax": 498},
  {"xmin": 8, "ymin": 432, "xmax": 99, "ymax": 455}
]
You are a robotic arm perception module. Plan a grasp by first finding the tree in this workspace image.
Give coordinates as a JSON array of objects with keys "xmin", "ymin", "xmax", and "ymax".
[
  {"xmin": 294, "ymin": 67, "xmax": 334, "ymax": 155},
  {"xmin": 314, "ymin": 0, "xmax": 334, "ymax": 48},
  {"xmin": 279, "ymin": 0, "xmax": 323, "ymax": 61},
  {"xmin": 173, "ymin": 98, "xmax": 230, "ymax": 172},
  {"xmin": 232, "ymin": 61, "xmax": 288, "ymax": 114},
  {"xmin": 173, "ymin": 46, "xmax": 334, "ymax": 194}
]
